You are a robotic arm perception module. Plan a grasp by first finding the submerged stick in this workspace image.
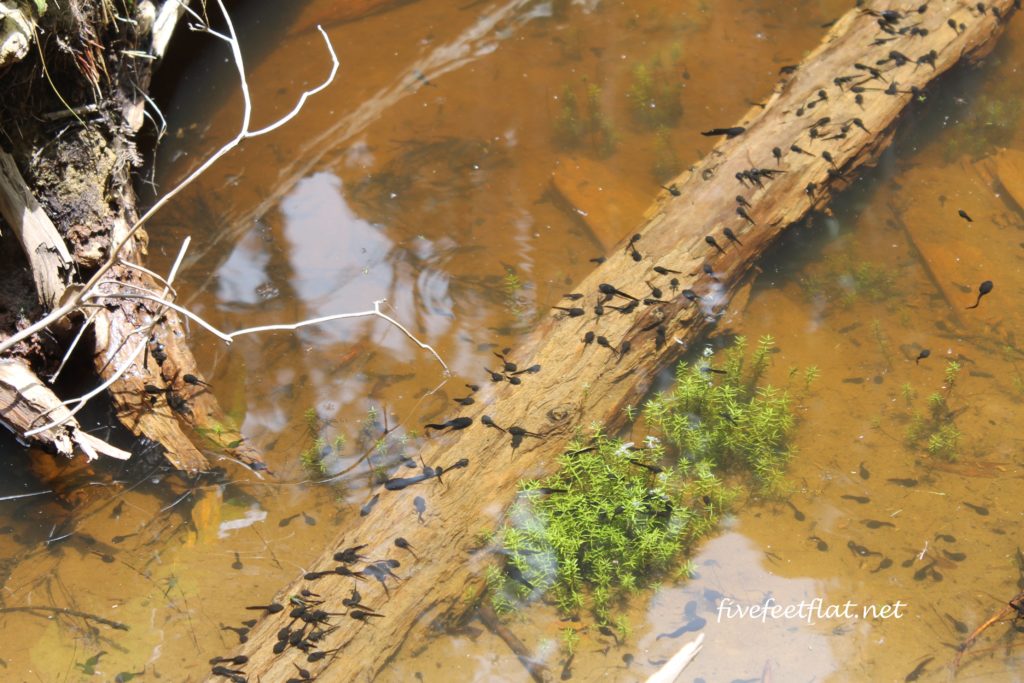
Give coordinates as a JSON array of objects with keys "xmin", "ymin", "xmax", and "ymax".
[
  {"xmin": 0, "ymin": 605, "xmax": 130, "ymax": 631},
  {"xmin": 218, "ymin": 2, "xmax": 1019, "ymax": 681},
  {"xmin": 477, "ymin": 604, "xmax": 549, "ymax": 683}
]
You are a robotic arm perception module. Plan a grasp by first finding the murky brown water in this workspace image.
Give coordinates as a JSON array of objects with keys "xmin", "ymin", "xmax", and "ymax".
[{"xmin": 2, "ymin": 0, "xmax": 1024, "ymax": 680}]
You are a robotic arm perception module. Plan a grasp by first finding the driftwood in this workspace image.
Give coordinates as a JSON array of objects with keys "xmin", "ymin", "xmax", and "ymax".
[
  {"xmin": 0, "ymin": 358, "xmax": 130, "ymax": 460},
  {"xmin": 219, "ymin": 2, "xmax": 1018, "ymax": 681},
  {"xmin": 0, "ymin": 0, "xmax": 263, "ymax": 472},
  {"xmin": 0, "ymin": 150, "xmax": 73, "ymax": 309}
]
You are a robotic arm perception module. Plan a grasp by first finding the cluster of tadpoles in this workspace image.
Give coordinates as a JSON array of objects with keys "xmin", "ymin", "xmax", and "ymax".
[
  {"xmin": 548, "ymin": 1, "xmax": 1002, "ymax": 361},
  {"xmin": 213, "ymin": 537, "xmax": 425, "ymax": 681},
  {"xmin": 141, "ymin": 334, "xmax": 214, "ymax": 416}
]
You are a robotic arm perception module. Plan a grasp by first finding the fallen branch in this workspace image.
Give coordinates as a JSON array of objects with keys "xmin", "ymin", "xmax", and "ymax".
[
  {"xmin": 954, "ymin": 590, "xmax": 1024, "ymax": 669},
  {"xmin": 218, "ymin": 2, "xmax": 1019, "ymax": 680}
]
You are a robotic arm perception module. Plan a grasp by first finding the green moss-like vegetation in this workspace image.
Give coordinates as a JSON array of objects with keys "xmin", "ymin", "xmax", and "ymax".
[
  {"xmin": 943, "ymin": 92, "xmax": 1024, "ymax": 161},
  {"xmin": 645, "ymin": 335, "xmax": 800, "ymax": 495},
  {"xmin": 488, "ymin": 336, "xmax": 810, "ymax": 622},
  {"xmin": 487, "ymin": 429, "xmax": 731, "ymax": 622},
  {"xmin": 651, "ymin": 125, "xmax": 681, "ymax": 181},
  {"xmin": 553, "ymin": 81, "xmax": 616, "ymax": 158},
  {"xmin": 904, "ymin": 360, "xmax": 962, "ymax": 461},
  {"xmin": 626, "ymin": 55, "xmax": 683, "ymax": 130},
  {"xmin": 799, "ymin": 257, "xmax": 896, "ymax": 309}
]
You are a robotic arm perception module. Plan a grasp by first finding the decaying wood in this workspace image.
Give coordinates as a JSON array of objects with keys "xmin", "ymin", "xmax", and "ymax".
[
  {"xmin": 0, "ymin": 358, "xmax": 129, "ymax": 460},
  {"xmin": 0, "ymin": 0, "xmax": 265, "ymax": 472},
  {"xmin": 217, "ymin": 2, "xmax": 1018, "ymax": 681},
  {"xmin": 0, "ymin": 149, "xmax": 73, "ymax": 309},
  {"xmin": 89, "ymin": 257, "xmax": 264, "ymax": 473},
  {"xmin": 0, "ymin": 1, "xmax": 34, "ymax": 69}
]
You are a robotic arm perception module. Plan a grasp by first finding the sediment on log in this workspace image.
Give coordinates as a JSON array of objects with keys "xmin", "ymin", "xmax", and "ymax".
[
  {"xmin": 219, "ymin": 2, "xmax": 1017, "ymax": 681},
  {"xmin": 0, "ymin": 0, "xmax": 262, "ymax": 473}
]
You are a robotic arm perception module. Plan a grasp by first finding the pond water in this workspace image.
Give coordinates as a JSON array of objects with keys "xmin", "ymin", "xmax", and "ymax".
[{"xmin": 2, "ymin": 0, "xmax": 1024, "ymax": 680}]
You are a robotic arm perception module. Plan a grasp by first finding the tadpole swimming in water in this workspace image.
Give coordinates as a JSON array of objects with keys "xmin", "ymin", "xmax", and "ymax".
[
  {"xmin": 414, "ymin": 496, "xmax": 426, "ymax": 523},
  {"xmin": 965, "ymin": 280, "xmax": 993, "ymax": 309}
]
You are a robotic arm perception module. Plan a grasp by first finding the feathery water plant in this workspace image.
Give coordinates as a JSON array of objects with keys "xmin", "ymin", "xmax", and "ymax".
[
  {"xmin": 904, "ymin": 360, "xmax": 962, "ymax": 461},
  {"xmin": 487, "ymin": 430, "xmax": 732, "ymax": 622},
  {"xmin": 489, "ymin": 336, "xmax": 807, "ymax": 622},
  {"xmin": 644, "ymin": 335, "xmax": 797, "ymax": 494}
]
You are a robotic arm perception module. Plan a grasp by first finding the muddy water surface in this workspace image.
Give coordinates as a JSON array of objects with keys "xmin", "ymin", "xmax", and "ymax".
[{"xmin": 2, "ymin": 0, "xmax": 1024, "ymax": 681}]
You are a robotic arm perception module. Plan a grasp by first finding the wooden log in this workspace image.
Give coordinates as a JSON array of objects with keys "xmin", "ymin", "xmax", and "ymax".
[
  {"xmin": 0, "ymin": 357, "xmax": 130, "ymax": 461},
  {"xmin": 0, "ymin": 149, "xmax": 73, "ymax": 310},
  {"xmin": 221, "ymin": 2, "xmax": 1018, "ymax": 681}
]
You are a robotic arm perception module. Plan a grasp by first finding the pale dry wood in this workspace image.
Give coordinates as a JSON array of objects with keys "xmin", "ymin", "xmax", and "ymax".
[
  {"xmin": 220, "ymin": 2, "xmax": 1018, "ymax": 681},
  {"xmin": 0, "ymin": 149, "xmax": 73, "ymax": 309},
  {"xmin": 0, "ymin": 358, "xmax": 130, "ymax": 460}
]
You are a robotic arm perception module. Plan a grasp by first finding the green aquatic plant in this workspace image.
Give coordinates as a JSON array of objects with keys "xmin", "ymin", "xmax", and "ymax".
[
  {"xmin": 652, "ymin": 125, "xmax": 681, "ymax": 181},
  {"xmin": 487, "ymin": 429, "xmax": 733, "ymax": 622},
  {"xmin": 553, "ymin": 81, "xmax": 616, "ymax": 158},
  {"xmin": 904, "ymin": 360, "xmax": 962, "ymax": 461},
  {"xmin": 645, "ymin": 335, "xmax": 797, "ymax": 494},
  {"xmin": 489, "ymin": 336, "xmax": 807, "ymax": 622},
  {"xmin": 943, "ymin": 91, "xmax": 1024, "ymax": 161},
  {"xmin": 799, "ymin": 257, "xmax": 896, "ymax": 310},
  {"xmin": 626, "ymin": 55, "xmax": 683, "ymax": 130}
]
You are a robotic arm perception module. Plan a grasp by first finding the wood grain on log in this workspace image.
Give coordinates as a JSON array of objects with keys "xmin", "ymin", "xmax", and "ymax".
[
  {"xmin": 218, "ymin": 2, "xmax": 1018, "ymax": 680},
  {"xmin": 0, "ymin": 149, "xmax": 73, "ymax": 309},
  {"xmin": 0, "ymin": 358, "xmax": 130, "ymax": 460}
]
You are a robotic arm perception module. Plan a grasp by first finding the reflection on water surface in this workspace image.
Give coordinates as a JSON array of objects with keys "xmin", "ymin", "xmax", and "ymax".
[{"xmin": 1, "ymin": 0, "xmax": 1024, "ymax": 680}]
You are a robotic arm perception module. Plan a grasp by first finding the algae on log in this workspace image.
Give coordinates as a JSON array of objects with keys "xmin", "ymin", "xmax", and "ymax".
[{"xmin": 221, "ymin": 2, "xmax": 1017, "ymax": 681}]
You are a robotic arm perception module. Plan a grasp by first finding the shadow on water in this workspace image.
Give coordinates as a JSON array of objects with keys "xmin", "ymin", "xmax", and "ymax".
[{"xmin": 2, "ymin": 0, "xmax": 1024, "ymax": 680}]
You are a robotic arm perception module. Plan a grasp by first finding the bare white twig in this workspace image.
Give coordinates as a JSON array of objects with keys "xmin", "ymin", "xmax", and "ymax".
[
  {"xmin": 10, "ymin": 3, "xmax": 446, "ymax": 459},
  {"xmin": 0, "ymin": 1, "xmax": 338, "ymax": 358},
  {"xmin": 25, "ymin": 238, "xmax": 193, "ymax": 437},
  {"xmin": 85, "ymin": 289, "xmax": 450, "ymax": 373}
]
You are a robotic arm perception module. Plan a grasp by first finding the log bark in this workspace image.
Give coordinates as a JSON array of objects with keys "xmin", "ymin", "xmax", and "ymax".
[
  {"xmin": 0, "ymin": 0, "xmax": 263, "ymax": 473},
  {"xmin": 0, "ymin": 149, "xmax": 73, "ymax": 309},
  {"xmin": 223, "ymin": 2, "xmax": 1018, "ymax": 680},
  {"xmin": 0, "ymin": 358, "xmax": 130, "ymax": 460}
]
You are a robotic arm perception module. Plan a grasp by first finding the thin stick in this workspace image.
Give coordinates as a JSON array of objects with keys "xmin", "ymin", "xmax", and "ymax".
[{"xmin": 0, "ymin": 605, "xmax": 130, "ymax": 631}]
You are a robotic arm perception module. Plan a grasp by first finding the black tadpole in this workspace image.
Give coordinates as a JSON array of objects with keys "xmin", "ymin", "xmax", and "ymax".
[
  {"xmin": 423, "ymin": 417, "xmax": 473, "ymax": 433},
  {"xmin": 661, "ymin": 184, "xmax": 682, "ymax": 197},
  {"xmin": 958, "ymin": 209, "xmax": 973, "ymax": 223},
  {"xmin": 915, "ymin": 349, "xmax": 931, "ymax": 365},
  {"xmin": 653, "ymin": 265, "xmax": 682, "ymax": 275},
  {"xmin": 598, "ymin": 283, "xmax": 639, "ymax": 301},
  {"xmin": 394, "ymin": 537, "xmax": 419, "ymax": 559},
  {"xmin": 552, "ymin": 306, "xmax": 585, "ymax": 317},
  {"xmin": 705, "ymin": 235, "xmax": 726, "ymax": 254},
  {"xmin": 736, "ymin": 207, "xmax": 755, "ymax": 225},
  {"xmin": 700, "ymin": 126, "xmax": 745, "ymax": 138},
  {"xmin": 723, "ymin": 228, "xmax": 743, "ymax": 246},
  {"xmin": 966, "ymin": 280, "xmax": 993, "ymax": 309},
  {"xmin": 183, "ymin": 373, "xmax": 211, "ymax": 388}
]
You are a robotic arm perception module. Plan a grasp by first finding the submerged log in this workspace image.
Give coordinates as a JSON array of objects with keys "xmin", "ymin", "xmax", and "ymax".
[{"xmin": 225, "ymin": 2, "xmax": 1017, "ymax": 680}]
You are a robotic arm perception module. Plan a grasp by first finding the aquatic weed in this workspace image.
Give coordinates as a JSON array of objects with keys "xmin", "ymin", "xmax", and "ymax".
[
  {"xmin": 904, "ymin": 360, "xmax": 962, "ymax": 461},
  {"xmin": 626, "ymin": 55, "xmax": 683, "ymax": 130},
  {"xmin": 489, "ymin": 337, "xmax": 806, "ymax": 621}
]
